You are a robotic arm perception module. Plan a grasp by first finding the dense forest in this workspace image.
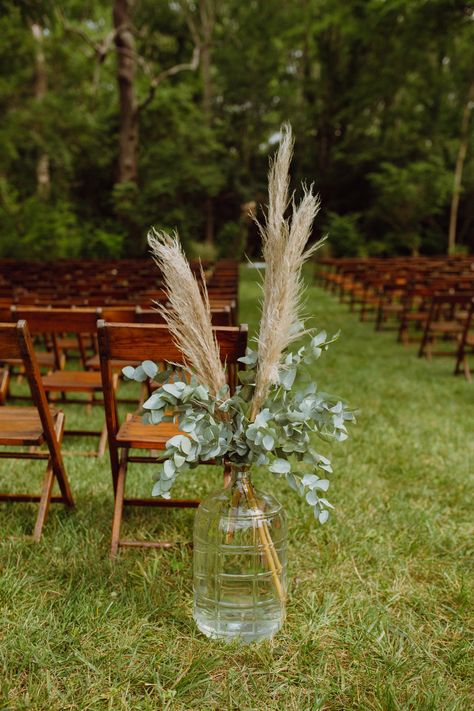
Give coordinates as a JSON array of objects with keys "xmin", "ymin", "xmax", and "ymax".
[{"xmin": 0, "ymin": 0, "xmax": 473, "ymax": 259}]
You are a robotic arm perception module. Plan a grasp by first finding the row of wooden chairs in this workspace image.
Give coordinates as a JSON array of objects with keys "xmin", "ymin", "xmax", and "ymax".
[
  {"xmin": 316, "ymin": 257, "xmax": 474, "ymax": 380},
  {"xmin": 0, "ymin": 318, "xmax": 247, "ymax": 555},
  {"xmin": 0, "ymin": 258, "xmax": 240, "ymax": 315},
  {"xmin": 0, "ymin": 305, "xmax": 239, "ymax": 457}
]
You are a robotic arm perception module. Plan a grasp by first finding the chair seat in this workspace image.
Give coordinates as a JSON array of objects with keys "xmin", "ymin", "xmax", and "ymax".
[
  {"xmin": 382, "ymin": 303, "xmax": 403, "ymax": 312},
  {"xmin": 0, "ymin": 406, "xmax": 59, "ymax": 446},
  {"xmin": 116, "ymin": 414, "xmax": 182, "ymax": 449},
  {"xmin": 86, "ymin": 354, "xmax": 137, "ymax": 371},
  {"xmin": 42, "ymin": 370, "xmax": 104, "ymax": 392},
  {"xmin": 405, "ymin": 312, "xmax": 428, "ymax": 321},
  {"xmin": 57, "ymin": 336, "xmax": 93, "ymax": 351},
  {"xmin": 2, "ymin": 351, "xmax": 57, "ymax": 368},
  {"xmin": 430, "ymin": 321, "xmax": 463, "ymax": 334}
]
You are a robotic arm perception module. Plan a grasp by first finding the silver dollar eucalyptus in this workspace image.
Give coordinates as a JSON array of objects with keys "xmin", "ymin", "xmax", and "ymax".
[{"xmin": 124, "ymin": 123, "xmax": 355, "ymax": 524}]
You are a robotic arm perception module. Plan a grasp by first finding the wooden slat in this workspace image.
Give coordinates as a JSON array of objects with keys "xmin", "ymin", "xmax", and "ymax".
[
  {"xmin": 0, "ymin": 322, "xmax": 22, "ymax": 359},
  {"xmin": 116, "ymin": 414, "xmax": 181, "ymax": 449},
  {"xmin": 0, "ymin": 406, "xmax": 47, "ymax": 445},
  {"xmin": 0, "ymin": 494, "xmax": 64, "ymax": 503},
  {"xmin": 101, "ymin": 322, "xmax": 247, "ymax": 361},
  {"xmin": 124, "ymin": 497, "xmax": 200, "ymax": 508},
  {"xmin": 42, "ymin": 370, "xmax": 104, "ymax": 392},
  {"xmin": 11, "ymin": 307, "xmax": 101, "ymax": 334}
]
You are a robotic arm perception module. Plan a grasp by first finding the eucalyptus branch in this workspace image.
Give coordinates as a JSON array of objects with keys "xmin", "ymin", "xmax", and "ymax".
[{"xmin": 127, "ymin": 123, "xmax": 354, "ymax": 525}]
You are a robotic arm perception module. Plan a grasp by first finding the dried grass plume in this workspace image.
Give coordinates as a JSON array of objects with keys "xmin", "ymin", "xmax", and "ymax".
[
  {"xmin": 250, "ymin": 123, "xmax": 323, "ymax": 419},
  {"xmin": 147, "ymin": 228, "xmax": 227, "ymax": 398}
]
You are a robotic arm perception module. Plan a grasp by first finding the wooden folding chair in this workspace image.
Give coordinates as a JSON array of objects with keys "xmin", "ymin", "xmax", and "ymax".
[
  {"xmin": 11, "ymin": 307, "xmax": 118, "ymax": 456},
  {"xmin": 454, "ymin": 297, "xmax": 474, "ymax": 381},
  {"xmin": 97, "ymin": 321, "xmax": 248, "ymax": 557},
  {"xmin": 135, "ymin": 305, "xmax": 233, "ymax": 326},
  {"xmin": 0, "ymin": 305, "xmax": 64, "ymax": 374},
  {"xmin": 398, "ymin": 286, "xmax": 433, "ymax": 344},
  {"xmin": 418, "ymin": 293, "xmax": 473, "ymax": 360},
  {"xmin": 0, "ymin": 321, "xmax": 74, "ymax": 540}
]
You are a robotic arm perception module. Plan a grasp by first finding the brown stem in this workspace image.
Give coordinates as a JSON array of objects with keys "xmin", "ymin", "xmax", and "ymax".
[
  {"xmin": 241, "ymin": 480, "xmax": 285, "ymax": 602},
  {"xmin": 225, "ymin": 486, "xmax": 241, "ymax": 544}
]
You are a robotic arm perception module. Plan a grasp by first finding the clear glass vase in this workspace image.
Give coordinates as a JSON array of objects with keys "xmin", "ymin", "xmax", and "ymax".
[{"xmin": 193, "ymin": 463, "xmax": 287, "ymax": 642}]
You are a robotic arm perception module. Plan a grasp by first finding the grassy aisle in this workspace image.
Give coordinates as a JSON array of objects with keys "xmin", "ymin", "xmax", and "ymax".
[{"xmin": 0, "ymin": 268, "xmax": 473, "ymax": 710}]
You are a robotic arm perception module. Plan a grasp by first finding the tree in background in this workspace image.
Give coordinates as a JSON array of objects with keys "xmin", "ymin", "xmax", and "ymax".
[{"xmin": 0, "ymin": 0, "xmax": 473, "ymax": 258}]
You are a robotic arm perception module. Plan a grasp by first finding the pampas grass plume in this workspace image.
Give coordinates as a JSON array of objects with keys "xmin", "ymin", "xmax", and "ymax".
[{"xmin": 147, "ymin": 228, "xmax": 227, "ymax": 398}]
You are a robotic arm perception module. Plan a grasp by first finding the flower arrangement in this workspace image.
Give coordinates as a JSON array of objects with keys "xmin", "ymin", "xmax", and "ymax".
[{"xmin": 124, "ymin": 123, "xmax": 354, "ymax": 529}]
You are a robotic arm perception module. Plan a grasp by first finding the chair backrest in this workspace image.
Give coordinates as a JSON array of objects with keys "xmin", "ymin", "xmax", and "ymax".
[
  {"xmin": 10, "ymin": 306, "xmax": 103, "ymax": 369},
  {"xmin": 428, "ymin": 291, "xmax": 474, "ymax": 321},
  {"xmin": 135, "ymin": 306, "xmax": 233, "ymax": 327},
  {"xmin": 0, "ymin": 321, "xmax": 64, "ymax": 466},
  {"xmin": 97, "ymin": 321, "xmax": 248, "ymax": 440},
  {"xmin": 101, "ymin": 306, "xmax": 137, "ymax": 323},
  {"xmin": 10, "ymin": 306, "xmax": 102, "ymax": 334}
]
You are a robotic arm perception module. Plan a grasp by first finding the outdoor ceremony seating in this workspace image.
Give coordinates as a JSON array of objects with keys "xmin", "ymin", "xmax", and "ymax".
[
  {"xmin": 97, "ymin": 321, "xmax": 248, "ymax": 557},
  {"xmin": 418, "ymin": 293, "xmax": 474, "ymax": 360},
  {"xmin": 0, "ymin": 321, "xmax": 74, "ymax": 540},
  {"xmin": 317, "ymin": 256, "xmax": 474, "ymax": 379},
  {"xmin": 10, "ymin": 307, "xmax": 118, "ymax": 457},
  {"xmin": 0, "ymin": 258, "xmax": 239, "ymax": 316},
  {"xmin": 453, "ymin": 297, "xmax": 474, "ymax": 381}
]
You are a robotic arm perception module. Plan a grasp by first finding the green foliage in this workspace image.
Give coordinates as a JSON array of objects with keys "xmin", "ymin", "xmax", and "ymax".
[
  {"xmin": 368, "ymin": 160, "xmax": 453, "ymax": 255},
  {"xmin": 216, "ymin": 221, "xmax": 246, "ymax": 259},
  {"xmin": 186, "ymin": 239, "xmax": 218, "ymax": 262},
  {"xmin": 0, "ymin": 272, "xmax": 472, "ymax": 708},
  {"xmin": 0, "ymin": 0, "xmax": 474, "ymax": 256},
  {"xmin": 124, "ymin": 329, "xmax": 354, "ymax": 522},
  {"xmin": 324, "ymin": 211, "xmax": 365, "ymax": 257}
]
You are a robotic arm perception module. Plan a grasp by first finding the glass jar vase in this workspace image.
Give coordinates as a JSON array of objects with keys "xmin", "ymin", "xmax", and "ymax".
[{"xmin": 193, "ymin": 463, "xmax": 287, "ymax": 642}]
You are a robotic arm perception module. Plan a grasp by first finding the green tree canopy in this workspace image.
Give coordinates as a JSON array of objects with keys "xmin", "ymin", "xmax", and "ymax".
[{"xmin": 0, "ymin": 0, "xmax": 473, "ymax": 258}]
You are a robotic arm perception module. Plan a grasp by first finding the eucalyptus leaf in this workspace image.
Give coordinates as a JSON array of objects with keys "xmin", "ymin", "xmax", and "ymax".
[
  {"xmin": 132, "ymin": 365, "xmax": 148, "ymax": 382},
  {"xmin": 269, "ymin": 458, "xmax": 291, "ymax": 474},
  {"xmin": 142, "ymin": 360, "xmax": 158, "ymax": 379},
  {"xmin": 262, "ymin": 434, "xmax": 274, "ymax": 451},
  {"xmin": 318, "ymin": 510, "xmax": 329, "ymax": 524},
  {"xmin": 163, "ymin": 460, "xmax": 176, "ymax": 479}
]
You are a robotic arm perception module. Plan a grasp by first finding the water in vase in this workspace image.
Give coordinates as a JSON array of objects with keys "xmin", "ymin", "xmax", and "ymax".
[{"xmin": 193, "ymin": 466, "xmax": 287, "ymax": 643}]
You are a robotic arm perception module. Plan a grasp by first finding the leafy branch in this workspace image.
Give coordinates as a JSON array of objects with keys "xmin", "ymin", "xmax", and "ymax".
[{"xmin": 124, "ymin": 328, "xmax": 355, "ymax": 522}]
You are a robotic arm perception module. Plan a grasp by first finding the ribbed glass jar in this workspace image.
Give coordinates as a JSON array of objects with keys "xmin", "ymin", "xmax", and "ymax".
[{"xmin": 193, "ymin": 463, "xmax": 287, "ymax": 642}]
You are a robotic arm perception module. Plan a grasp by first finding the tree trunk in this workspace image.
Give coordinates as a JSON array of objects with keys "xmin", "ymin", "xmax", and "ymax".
[
  {"xmin": 448, "ymin": 81, "xmax": 474, "ymax": 256},
  {"xmin": 200, "ymin": 0, "xmax": 215, "ymax": 245},
  {"xmin": 31, "ymin": 23, "xmax": 50, "ymax": 200},
  {"xmin": 113, "ymin": 0, "xmax": 138, "ymax": 185}
]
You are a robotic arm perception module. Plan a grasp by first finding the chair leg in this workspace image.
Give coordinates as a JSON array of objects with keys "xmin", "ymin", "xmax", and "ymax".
[
  {"xmin": 52, "ymin": 412, "xmax": 74, "ymax": 507},
  {"xmin": 97, "ymin": 421, "xmax": 108, "ymax": 458},
  {"xmin": 110, "ymin": 459, "xmax": 127, "ymax": 558},
  {"xmin": 463, "ymin": 355, "xmax": 472, "ymax": 382},
  {"xmin": 419, "ymin": 330, "xmax": 429, "ymax": 357},
  {"xmin": 454, "ymin": 343, "xmax": 464, "ymax": 376},
  {"xmin": 33, "ymin": 460, "xmax": 55, "ymax": 542}
]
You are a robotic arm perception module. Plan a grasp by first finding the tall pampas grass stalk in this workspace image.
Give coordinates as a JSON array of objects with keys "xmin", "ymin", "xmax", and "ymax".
[
  {"xmin": 250, "ymin": 123, "xmax": 324, "ymax": 420},
  {"xmin": 147, "ymin": 228, "xmax": 227, "ymax": 398}
]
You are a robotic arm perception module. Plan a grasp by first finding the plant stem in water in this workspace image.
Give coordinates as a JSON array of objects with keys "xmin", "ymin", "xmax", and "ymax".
[{"xmin": 241, "ymin": 479, "xmax": 285, "ymax": 602}]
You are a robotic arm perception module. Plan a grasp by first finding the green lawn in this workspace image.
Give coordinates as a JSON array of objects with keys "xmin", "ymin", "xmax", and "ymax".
[{"xmin": 0, "ymin": 268, "xmax": 473, "ymax": 710}]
